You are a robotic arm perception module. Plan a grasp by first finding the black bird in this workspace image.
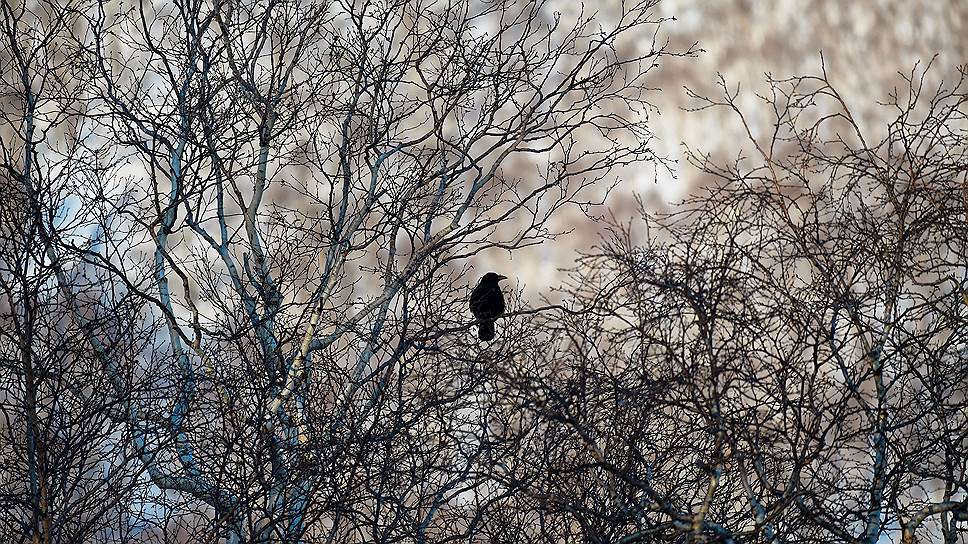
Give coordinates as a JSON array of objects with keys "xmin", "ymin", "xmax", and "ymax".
[{"xmin": 469, "ymin": 272, "xmax": 507, "ymax": 341}]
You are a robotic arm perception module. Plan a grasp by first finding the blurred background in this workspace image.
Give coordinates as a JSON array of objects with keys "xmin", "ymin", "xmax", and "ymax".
[{"xmin": 478, "ymin": 0, "xmax": 968, "ymax": 304}]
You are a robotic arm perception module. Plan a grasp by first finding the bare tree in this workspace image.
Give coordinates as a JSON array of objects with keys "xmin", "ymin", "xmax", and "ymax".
[
  {"xmin": 541, "ymin": 61, "xmax": 968, "ymax": 543},
  {"xmin": 1, "ymin": 0, "xmax": 682, "ymax": 541}
]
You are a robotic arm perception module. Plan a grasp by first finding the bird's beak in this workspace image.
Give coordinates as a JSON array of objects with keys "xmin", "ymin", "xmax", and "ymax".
[{"xmin": 497, "ymin": 275, "xmax": 507, "ymax": 281}]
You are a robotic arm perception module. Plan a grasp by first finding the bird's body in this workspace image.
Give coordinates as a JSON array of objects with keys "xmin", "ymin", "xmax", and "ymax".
[{"xmin": 469, "ymin": 272, "xmax": 507, "ymax": 341}]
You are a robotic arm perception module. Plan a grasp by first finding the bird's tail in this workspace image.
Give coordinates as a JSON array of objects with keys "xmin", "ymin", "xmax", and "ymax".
[{"xmin": 478, "ymin": 320, "xmax": 495, "ymax": 341}]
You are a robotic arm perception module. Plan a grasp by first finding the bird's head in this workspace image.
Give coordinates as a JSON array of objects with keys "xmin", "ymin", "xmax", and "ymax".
[{"xmin": 481, "ymin": 272, "xmax": 507, "ymax": 284}]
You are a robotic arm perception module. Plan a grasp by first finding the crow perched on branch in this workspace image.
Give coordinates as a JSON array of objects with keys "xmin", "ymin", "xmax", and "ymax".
[{"xmin": 469, "ymin": 272, "xmax": 507, "ymax": 341}]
